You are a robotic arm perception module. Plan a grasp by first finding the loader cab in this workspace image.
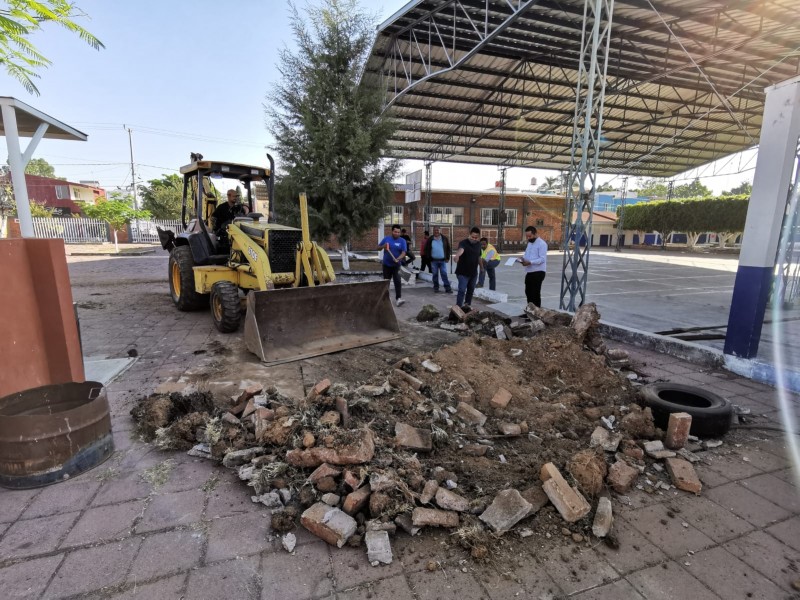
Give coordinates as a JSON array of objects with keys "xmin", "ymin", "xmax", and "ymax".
[{"xmin": 158, "ymin": 155, "xmax": 275, "ymax": 266}]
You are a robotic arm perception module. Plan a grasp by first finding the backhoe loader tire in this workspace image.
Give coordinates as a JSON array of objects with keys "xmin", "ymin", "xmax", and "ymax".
[
  {"xmin": 210, "ymin": 281, "xmax": 241, "ymax": 333},
  {"xmin": 169, "ymin": 246, "xmax": 208, "ymax": 311}
]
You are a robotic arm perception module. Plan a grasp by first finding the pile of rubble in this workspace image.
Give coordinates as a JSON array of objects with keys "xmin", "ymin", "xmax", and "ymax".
[{"xmin": 131, "ymin": 302, "xmax": 709, "ymax": 565}]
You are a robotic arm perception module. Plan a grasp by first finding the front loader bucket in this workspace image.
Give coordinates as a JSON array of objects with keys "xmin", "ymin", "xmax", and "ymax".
[{"xmin": 243, "ymin": 280, "xmax": 401, "ymax": 365}]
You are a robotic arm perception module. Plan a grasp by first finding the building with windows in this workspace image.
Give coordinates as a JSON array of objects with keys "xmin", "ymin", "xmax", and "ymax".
[{"xmin": 1, "ymin": 173, "xmax": 105, "ymax": 216}]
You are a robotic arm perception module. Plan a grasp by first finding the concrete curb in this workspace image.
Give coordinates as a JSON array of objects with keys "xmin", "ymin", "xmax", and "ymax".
[{"xmin": 67, "ymin": 249, "xmax": 157, "ymax": 256}]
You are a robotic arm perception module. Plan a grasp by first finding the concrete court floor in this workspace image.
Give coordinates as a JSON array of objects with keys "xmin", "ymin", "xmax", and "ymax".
[{"xmin": 0, "ymin": 252, "xmax": 797, "ymax": 600}]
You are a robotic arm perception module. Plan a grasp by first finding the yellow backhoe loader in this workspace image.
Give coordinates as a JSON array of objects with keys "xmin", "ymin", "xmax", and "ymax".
[{"xmin": 157, "ymin": 154, "xmax": 400, "ymax": 365}]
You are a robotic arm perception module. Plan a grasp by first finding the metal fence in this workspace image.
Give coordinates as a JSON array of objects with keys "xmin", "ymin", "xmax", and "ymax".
[
  {"xmin": 129, "ymin": 219, "xmax": 183, "ymax": 243},
  {"xmin": 31, "ymin": 218, "xmax": 107, "ymax": 243}
]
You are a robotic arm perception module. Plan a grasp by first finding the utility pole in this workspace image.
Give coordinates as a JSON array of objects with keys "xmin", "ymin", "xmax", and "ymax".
[
  {"xmin": 124, "ymin": 125, "xmax": 139, "ymax": 210},
  {"xmin": 614, "ymin": 176, "xmax": 628, "ymax": 252},
  {"xmin": 498, "ymin": 166, "xmax": 507, "ymax": 251}
]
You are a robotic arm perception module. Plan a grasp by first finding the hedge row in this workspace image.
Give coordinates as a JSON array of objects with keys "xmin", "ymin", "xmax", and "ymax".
[{"xmin": 619, "ymin": 194, "xmax": 749, "ymax": 234}]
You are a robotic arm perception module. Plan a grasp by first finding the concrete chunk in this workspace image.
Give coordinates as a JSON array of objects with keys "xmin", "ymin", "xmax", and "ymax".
[
  {"xmin": 479, "ymin": 489, "xmax": 533, "ymax": 533},
  {"xmin": 420, "ymin": 480, "xmax": 439, "ymax": 504},
  {"xmin": 665, "ymin": 457, "xmax": 702, "ymax": 494},
  {"xmin": 498, "ymin": 422, "xmax": 522, "ymax": 436},
  {"xmin": 665, "ymin": 412, "xmax": 692, "ymax": 450},
  {"xmin": 520, "ymin": 485, "xmax": 549, "ymax": 517},
  {"xmin": 342, "ymin": 484, "xmax": 372, "ymax": 515},
  {"xmin": 456, "ymin": 402, "xmax": 487, "ymax": 426},
  {"xmin": 539, "ymin": 463, "xmax": 591, "ymax": 523},
  {"xmin": 435, "ymin": 488, "xmax": 470, "ymax": 512},
  {"xmin": 607, "ymin": 460, "xmax": 639, "ymax": 494},
  {"xmin": 592, "ymin": 497, "xmax": 613, "ymax": 538},
  {"xmin": 412, "ymin": 507, "xmax": 459, "ymax": 528},
  {"xmin": 395, "ymin": 513, "xmax": 420, "ymax": 536},
  {"xmin": 589, "ymin": 426, "xmax": 623, "ymax": 452},
  {"xmin": 301, "ymin": 502, "xmax": 357, "ymax": 548},
  {"xmin": 422, "ymin": 360, "xmax": 441, "ymax": 373},
  {"xmin": 322, "ymin": 493, "xmax": 340, "ymax": 506},
  {"xmin": 365, "ymin": 530, "xmax": 393, "ymax": 565},
  {"xmin": 222, "ymin": 447, "xmax": 265, "ymax": 468},
  {"xmin": 490, "ymin": 388, "xmax": 512, "ymax": 409},
  {"xmin": 395, "ymin": 422, "xmax": 432, "ymax": 451}
]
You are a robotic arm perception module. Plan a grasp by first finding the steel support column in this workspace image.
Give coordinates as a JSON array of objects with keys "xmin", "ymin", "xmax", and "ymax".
[
  {"xmin": 498, "ymin": 167, "xmax": 507, "ymax": 251},
  {"xmin": 424, "ymin": 161, "xmax": 433, "ymax": 221},
  {"xmin": 615, "ymin": 176, "xmax": 628, "ymax": 251},
  {"xmin": 560, "ymin": 0, "xmax": 614, "ymax": 311}
]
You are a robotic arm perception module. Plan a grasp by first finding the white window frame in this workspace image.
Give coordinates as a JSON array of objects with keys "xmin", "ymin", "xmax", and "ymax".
[
  {"xmin": 55, "ymin": 185, "xmax": 69, "ymax": 200},
  {"xmin": 384, "ymin": 205, "xmax": 403, "ymax": 225},
  {"xmin": 428, "ymin": 206, "xmax": 463, "ymax": 225},
  {"xmin": 481, "ymin": 208, "xmax": 517, "ymax": 227}
]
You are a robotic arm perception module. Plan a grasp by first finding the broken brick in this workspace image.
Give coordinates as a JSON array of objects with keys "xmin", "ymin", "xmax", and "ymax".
[
  {"xmin": 621, "ymin": 440, "xmax": 644, "ymax": 461},
  {"xmin": 665, "ymin": 457, "xmax": 702, "ymax": 494},
  {"xmin": 315, "ymin": 477, "xmax": 337, "ymax": 493},
  {"xmin": 394, "ymin": 513, "xmax": 420, "ymax": 536},
  {"xmin": 450, "ymin": 305, "xmax": 467, "ymax": 322},
  {"xmin": 490, "ymin": 388, "xmax": 512, "ymax": 409},
  {"xmin": 456, "ymin": 402, "xmax": 487, "ymax": 426},
  {"xmin": 322, "ymin": 493, "xmax": 340, "ymax": 506},
  {"xmin": 411, "ymin": 507, "xmax": 459, "ymax": 528},
  {"xmin": 301, "ymin": 502, "xmax": 357, "ymax": 548},
  {"xmin": 395, "ymin": 422, "xmax": 432, "ymax": 452},
  {"xmin": 520, "ymin": 485, "xmax": 549, "ymax": 517},
  {"xmin": 286, "ymin": 429, "xmax": 375, "ymax": 467},
  {"xmin": 665, "ymin": 412, "xmax": 692, "ymax": 450},
  {"xmin": 539, "ymin": 462, "xmax": 591, "ymax": 523},
  {"xmin": 434, "ymin": 488, "xmax": 470, "ymax": 512},
  {"xmin": 462, "ymin": 444, "xmax": 489, "ymax": 457},
  {"xmin": 335, "ymin": 397, "xmax": 350, "ymax": 428},
  {"xmin": 235, "ymin": 384, "xmax": 263, "ymax": 404},
  {"xmin": 420, "ymin": 480, "xmax": 439, "ymax": 504},
  {"xmin": 343, "ymin": 470, "xmax": 362, "ymax": 491},
  {"xmin": 479, "ymin": 489, "xmax": 533, "ymax": 533},
  {"xmin": 308, "ymin": 463, "xmax": 342, "ymax": 484},
  {"xmin": 607, "ymin": 460, "xmax": 639, "ymax": 494},
  {"xmin": 241, "ymin": 398, "xmax": 257, "ymax": 419},
  {"xmin": 498, "ymin": 422, "xmax": 522, "ymax": 436},
  {"xmin": 342, "ymin": 484, "xmax": 371, "ymax": 515}
]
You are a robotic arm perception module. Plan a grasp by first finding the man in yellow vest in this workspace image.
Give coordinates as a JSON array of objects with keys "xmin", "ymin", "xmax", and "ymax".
[{"xmin": 477, "ymin": 237, "xmax": 501, "ymax": 291}]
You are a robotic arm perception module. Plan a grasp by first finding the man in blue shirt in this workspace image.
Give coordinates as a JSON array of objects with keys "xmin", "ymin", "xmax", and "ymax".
[
  {"xmin": 518, "ymin": 225, "xmax": 547, "ymax": 307},
  {"xmin": 423, "ymin": 226, "xmax": 452, "ymax": 293},
  {"xmin": 378, "ymin": 225, "xmax": 407, "ymax": 307}
]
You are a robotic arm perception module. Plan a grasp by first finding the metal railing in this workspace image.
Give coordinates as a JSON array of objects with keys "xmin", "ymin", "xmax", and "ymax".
[
  {"xmin": 31, "ymin": 218, "xmax": 107, "ymax": 243},
  {"xmin": 129, "ymin": 219, "xmax": 183, "ymax": 243}
]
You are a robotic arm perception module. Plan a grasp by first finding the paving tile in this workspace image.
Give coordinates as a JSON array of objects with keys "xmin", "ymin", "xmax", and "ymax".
[
  {"xmin": 739, "ymin": 472, "xmax": 800, "ymax": 513},
  {"xmin": 206, "ymin": 513, "xmax": 273, "ymax": 563},
  {"xmin": 0, "ymin": 488, "xmax": 41, "ymax": 524},
  {"xmin": 128, "ymin": 529, "xmax": 205, "ymax": 582},
  {"xmin": 44, "ymin": 537, "xmax": 142, "ymax": 599},
  {"xmin": 392, "ymin": 529, "xmax": 451, "ymax": 573},
  {"xmin": 683, "ymin": 546, "xmax": 785, "ymax": 600},
  {"xmin": 261, "ymin": 541, "xmax": 332, "ymax": 600},
  {"xmin": 186, "ymin": 555, "xmax": 261, "ymax": 600},
  {"xmin": 62, "ymin": 499, "xmax": 146, "ymax": 547},
  {"xmin": 108, "ymin": 573, "xmax": 186, "ymax": 600},
  {"xmin": 0, "ymin": 511, "xmax": 80, "ymax": 561},
  {"xmin": 624, "ymin": 503, "xmax": 715, "ymax": 558},
  {"xmin": 693, "ymin": 464, "xmax": 731, "ymax": 489},
  {"xmin": 705, "ymin": 482, "xmax": 790, "ymax": 527},
  {"xmin": 724, "ymin": 530, "xmax": 800, "ymax": 592},
  {"xmin": 571, "ymin": 579, "xmax": 645, "ymax": 600},
  {"xmin": 703, "ymin": 452, "xmax": 763, "ymax": 481},
  {"xmin": 477, "ymin": 561, "xmax": 562, "ymax": 600},
  {"xmin": 671, "ymin": 496, "xmax": 754, "ymax": 543},
  {"xmin": 0, "ymin": 553, "xmax": 64, "ymax": 599},
  {"xmin": 407, "ymin": 566, "xmax": 489, "ymax": 600},
  {"xmin": 765, "ymin": 515, "xmax": 800, "ymax": 552},
  {"xmin": 538, "ymin": 547, "xmax": 619, "ymax": 596},
  {"xmin": 92, "ymin": 470, "xmax": 153, "ymax": 506},
  {"xmin": 337, "ymin": 574, "xmax": 416, "ymax": 600},
  {"xmin": 330, "ymin": 542, "xmax": 406, "ymax": 590},
  {"xmin": 773, "ymin": 467, "xmax": 799, "ymax": 486},
  {"xmin": 594, "ymin": 515, "xmax": 667, "ymax": 574},
  {"xmin": 626, "ymin": 561, "xmax": 722, "ymax": 600},
  {"xmin": 205, "ymin": 477, "xmax": 266, "ymax": 520},
  {"xmin": 733, "ymin": 446, "xmax": 789, "ymax": 473},
  {"xmin": 158, "ymin": 458, "xmax": 219, "ymax": 494},
  {"xmin": 135, "ymin": 489, "xmax": 205, "ymax": 533}
]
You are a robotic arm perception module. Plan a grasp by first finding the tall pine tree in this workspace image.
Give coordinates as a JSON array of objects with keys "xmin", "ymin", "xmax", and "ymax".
[{"xmin": 267, "ymin": 0, "xmax": 397, "ymax": 268}]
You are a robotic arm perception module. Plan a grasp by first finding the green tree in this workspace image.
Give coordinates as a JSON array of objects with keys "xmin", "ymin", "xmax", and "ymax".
[
  {"xmin": 0, "ymin": 0, "xmax": 104, "ymax": 95},
  {"xmin": 267, "ymin": 0, "xmax": 398, "ymax": 269},
  {"xmin": 538, "ymin": 175, "xmax": 560, "ymax": 193},
  {"xmin": 634, "ymin": 178, "xmax": 669, "ymax": 198},
  {"xmin": 596, "ymin": 182, "xmax": 616, "ymax": 192},
  {"xmin": 80, "ymin": 199, "xmax": 150, "ymax": 252},
  {"xmin": 674, "ymin": 178, "xmax": 711, "ymax": 199},
  {"xmin": 24, "ymin": 157, "xmax": 55, "ymax": 177},
  {"xmin": 139, "ymin": 174, "xmax": 183, "ymax": 219},
  {"xmin": 723, "ymin": 180, "xmax": 752, "ymax": 196}
]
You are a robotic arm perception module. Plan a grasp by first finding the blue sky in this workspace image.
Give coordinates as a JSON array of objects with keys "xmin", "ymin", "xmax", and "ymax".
[{"xmin": 0, "ymin": 0, "xmax": 754, "ymax": 195}]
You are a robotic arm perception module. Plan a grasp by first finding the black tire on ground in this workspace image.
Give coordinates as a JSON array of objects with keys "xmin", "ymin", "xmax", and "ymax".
[
  {"xmin": 640, "ymin": 382, "xmax": 733, "ymax": 438},
  {"xmin": 169, "ymin": 246, "xmax": 208, "ymax": 311},
  {"xmin": 210, "ymin": 281, "xmax": 241, "ymax": 333}
]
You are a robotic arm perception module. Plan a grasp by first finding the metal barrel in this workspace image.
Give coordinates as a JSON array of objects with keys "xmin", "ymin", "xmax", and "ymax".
[
  {"xmin": 0, "ymin": 381, "xmax": 115, "ymax": 489},
  {"xmin": 244, "ymin": 280, "xmax": 402, "ymax": 365}
]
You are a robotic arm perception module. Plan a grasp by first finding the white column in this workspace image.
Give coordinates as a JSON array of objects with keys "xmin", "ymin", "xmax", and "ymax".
[{"xmin": 725, "ymin": 75, "xmax": 800, "ymax": 357}]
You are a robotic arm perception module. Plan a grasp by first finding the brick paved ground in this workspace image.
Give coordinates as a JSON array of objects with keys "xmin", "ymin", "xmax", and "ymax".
[{"xmin": 1, "ymin": 254, "xmax": 798, "ymax": 600}]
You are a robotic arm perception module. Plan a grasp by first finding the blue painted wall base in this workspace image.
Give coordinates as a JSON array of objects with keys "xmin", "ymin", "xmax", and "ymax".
[{"xmin": 724, "ymin": 265, "xmax": 774, "ymax": 358}]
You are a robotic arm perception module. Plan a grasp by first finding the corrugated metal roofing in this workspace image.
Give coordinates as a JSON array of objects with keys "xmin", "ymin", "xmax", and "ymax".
[{"xmin": 363, "ymin": 0, "xmax": 800, "ymax": 176}]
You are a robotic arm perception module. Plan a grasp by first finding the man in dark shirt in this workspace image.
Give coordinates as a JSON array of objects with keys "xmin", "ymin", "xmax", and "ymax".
[
  {"xmin": 453, "ymin": 226, "xmax": 482, "ymax": 309},
  {"xmin": 213, "ymin": 190, "xmax": 248, "ymax": 239}
]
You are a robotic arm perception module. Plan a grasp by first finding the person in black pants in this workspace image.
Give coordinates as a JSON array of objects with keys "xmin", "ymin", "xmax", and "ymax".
[
  {"xmin": 519, "ymin": 225, "xmax": 548, "ymax": 307},
  {"xmin": 378, "ymin": 225, "xmax": 407, "ymax": 307}
]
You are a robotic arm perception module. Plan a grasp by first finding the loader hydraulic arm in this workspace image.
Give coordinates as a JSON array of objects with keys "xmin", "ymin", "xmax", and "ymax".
[{"xmin": 294, "ymin": 193, "xmax": 335, "ymax": 287}]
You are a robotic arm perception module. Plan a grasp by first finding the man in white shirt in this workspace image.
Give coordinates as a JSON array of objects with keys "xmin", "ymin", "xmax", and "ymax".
[{"xmin": 519, "ymin": 225, "xmax": 547, "ymax": 307}]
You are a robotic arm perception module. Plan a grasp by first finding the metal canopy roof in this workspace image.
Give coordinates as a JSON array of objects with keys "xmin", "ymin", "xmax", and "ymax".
[
  {"xmin": 363, "ymin": 0, "xmax": 800, "ymax": 176},
  {"xmin": 0, "ymin": 97, "xmax": 87, "ymax": 141}
]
